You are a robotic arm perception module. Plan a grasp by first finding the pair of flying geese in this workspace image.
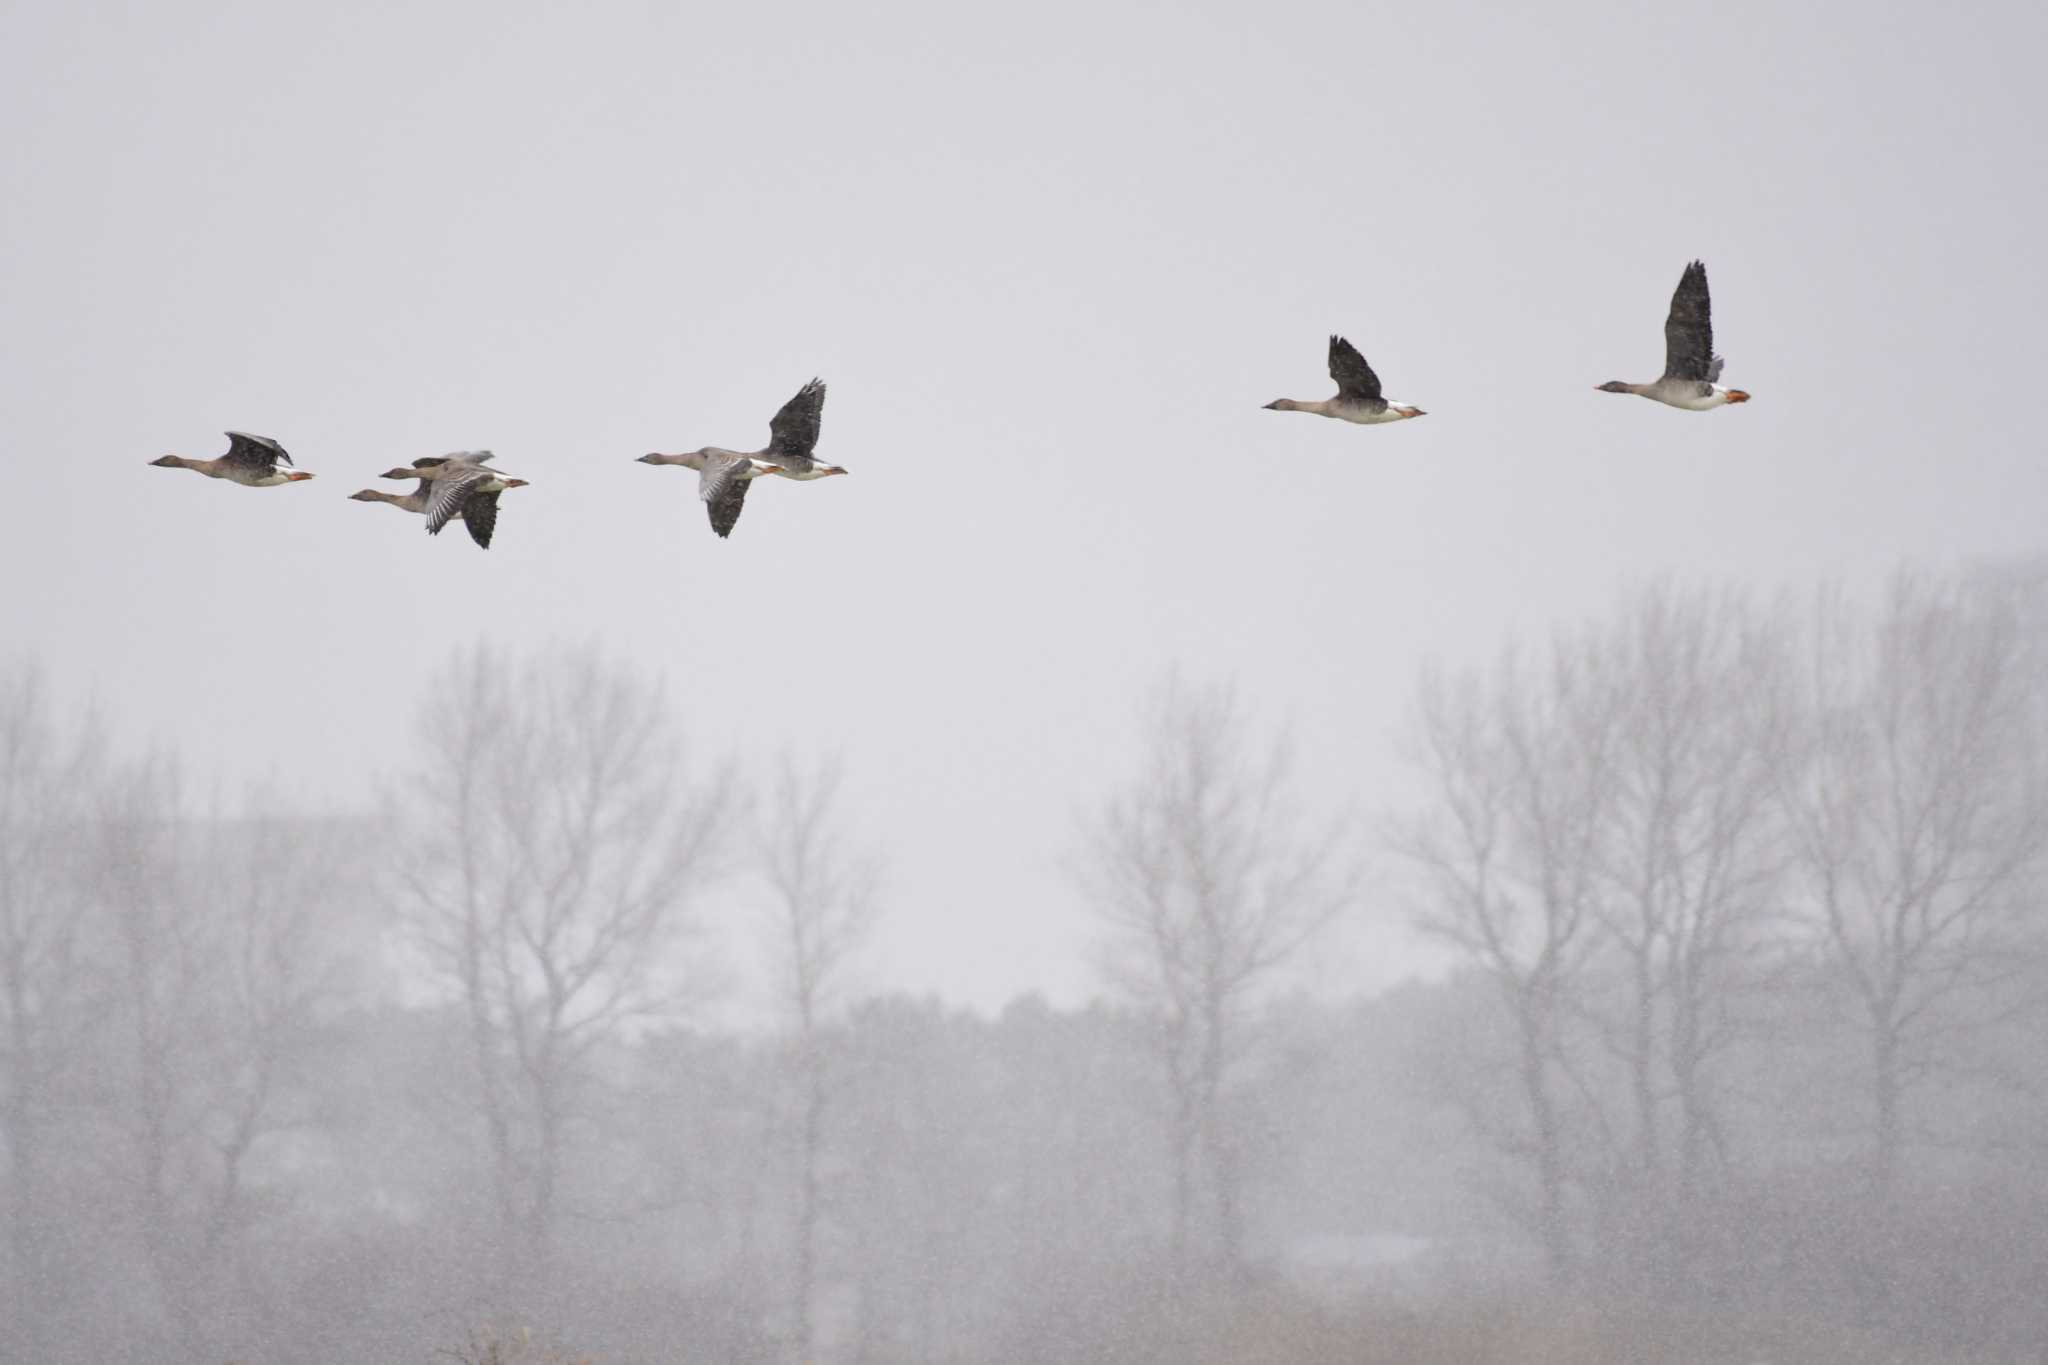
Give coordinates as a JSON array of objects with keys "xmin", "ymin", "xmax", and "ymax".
[
  {"xmin": 1268, "ymin": 260, "xmax": 1749, "ymax": 423},
  {"xmin": 147, "ymin": 262, "xmax": 1747, "ymax": 544}
]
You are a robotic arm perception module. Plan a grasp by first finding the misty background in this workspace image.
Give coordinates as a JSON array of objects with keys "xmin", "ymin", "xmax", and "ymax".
[{"xmin": 3, "ymin": 0, "xmax": 2046, "ymax": 1361}]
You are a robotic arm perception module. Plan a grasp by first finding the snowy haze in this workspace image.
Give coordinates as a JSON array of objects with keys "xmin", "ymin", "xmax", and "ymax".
[
  {"xmin": 3, "ymin": 0, "xmax": 2043, "ymax": 1009},
  {"xmin": 5, "ymin": 4, "xmax": 2048, "ymax": 1364}
]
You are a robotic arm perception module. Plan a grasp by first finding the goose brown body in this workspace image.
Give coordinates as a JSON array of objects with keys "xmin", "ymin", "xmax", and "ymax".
[
  {"xmin": 1264, "ymin": 336, "xmax": 1426, "ymax": 424},
  {"xmin": 149, "ymin": 431, "xmax": 314, "ymax": 486},
  {"xmin": 1596, "ymin": 261, "xmax": 1752, "ymax": 410}
]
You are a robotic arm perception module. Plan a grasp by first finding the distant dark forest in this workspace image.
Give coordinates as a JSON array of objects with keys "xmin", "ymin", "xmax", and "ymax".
[{"xmin": 2, "ymin": 564, "xmax": 2043, "ymax": 1365}]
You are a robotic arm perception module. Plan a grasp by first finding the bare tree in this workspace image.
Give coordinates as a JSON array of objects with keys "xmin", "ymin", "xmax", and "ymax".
[
  {"xmin": 756, "ymin": 753, "xmax": 879, "ymax": 1362},
  {"xmin": 1083, "ymin": 677, "xmax": 1348, "ymax": 1276},
  {"xmin": 0, "ymin": 662, "xmax": 102, "ymax": 1360},
  {"xmin": 1577, "ymin": 585, "xmax": 1789, "ymax": 1270},
  {"xmin": 90, "ymin": 754, "xmax": 217, "ymax": 1356},
  {"xmin": 1393, "ymin": 642, "xmax": 1617, "ymax": 1285},
  {"xmin": 199, "ymin": 795, "xmax": 354, "ymax": 1256},
  {"xmin": 1774, "ymin": 572, "xmax": 2047, "ymax": 1207},
  {"xmin": 393, "ymin": 645, "xmax": 733, "ymax": 1302},
  {"xmin": 82, "ymin": 756, "xmax": 349, "ymax": 1362}
]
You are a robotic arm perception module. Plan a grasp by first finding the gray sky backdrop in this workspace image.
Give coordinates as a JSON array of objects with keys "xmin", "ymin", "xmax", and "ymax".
[{"xmin": 3, "ymin": 0, "xmax": 2042, "ymax": 1012}]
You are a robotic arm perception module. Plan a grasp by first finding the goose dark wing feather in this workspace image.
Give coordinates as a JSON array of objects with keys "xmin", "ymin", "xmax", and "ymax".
[
  {"xmin": 1662, "ymin": 261, "xmax": 1715, "ymax": 383},
  {"xmin": 222, "ymin": 431, "xmax": 289, "ymax": 472},
  {"xmin": 706, "ymin": 477, "xmax": 750, "ymax": 537},
  {"xmin": 461, "ymin": 490, "xmax": 500, "ymax": 549},
  {"xmin": 1327, "ymin": 336, "xmax": 1384, "ymax": 404},
  {"xmin": 700, "ymin": 455, "xmax": 753, "ymax": 538},
  {"xmin": 766, "ymin": 379, "xmax": 825, "ymax": 461},
  {"xmin": 424, "ymin": 469, "xmax": 489, "ymax": 535}
]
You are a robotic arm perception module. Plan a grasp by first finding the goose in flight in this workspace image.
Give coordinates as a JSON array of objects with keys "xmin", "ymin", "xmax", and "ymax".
[
  {"xmin": 1264, "ymin": 337, "xmax": 1425, "ymax": 424},
  {"xmin": 149, "ymin": 431, "xmax": 315, "ymax": 486},
  {"xmin": 1596, "ymin": 261, "xmax": 1751, "ymax": 409},
  {"xmin": 637, "ymin": 378, "xmax": 847, "ymax": 539},
  {"xmin": 354, "ymin": 467, "xmax": 525, "ymax": 549},
  {"xmin": 375, "ymin": 453, "xmax": 530, "ymax": 546}
]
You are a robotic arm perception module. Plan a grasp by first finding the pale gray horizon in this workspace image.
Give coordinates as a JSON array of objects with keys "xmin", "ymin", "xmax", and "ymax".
[{"xmin": 4, "ymin": 0, "xmax": 2042, "ymax": 1013}]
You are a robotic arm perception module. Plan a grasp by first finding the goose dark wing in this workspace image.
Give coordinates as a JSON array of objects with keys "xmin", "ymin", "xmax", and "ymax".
[
  {"xmin": 766, "ymin": 378, "xmax": 825, "ymax": 463},
  {"xmin": 424, "ymin": 467, "xmax": 491, "ymax": 535},
  {"xmin": 699, "ymin": 455, "xmax": 753, "ymax": 538},
  {"xmin": 222, "ymin": 431, "xmax": 289, "ymax": 472},
  {"xmin": 410, "ymin": 450, "xmax": 490, "ymax": 470},
  {"xmin": 1327, "ymin": 337, "xmax": 1385, "ymax": 405},
  {"xmin": 461, "ymin": 490, "xmax": 501, "ymax": 549},
  {"xmin": 1661, "ymin": 261, "xmax": 1715, "ymax": 383},
  {"xmin": 706, "ymin": 479, "xmax": 751, "ymax": 538}
]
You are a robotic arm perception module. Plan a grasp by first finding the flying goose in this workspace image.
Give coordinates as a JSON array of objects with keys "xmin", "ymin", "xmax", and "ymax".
[
  {"xmin": 379, "ymin": 450, "xmax": 496, "ymax": 480},
  {"xmin": 1597, "ymin": 261, "xmax": 1751, "ymax": 410},
  {"xmin": 375, "ymin": 453, "xmax": 530, "ymax": 546},
  {"xmin": 1264, "ymin": 337, "xmax": 1425, "ymax": 424},
  {"xmin": 637, "ymin": 378, "xmax": 847, "ymax": 539},
  {"xmin": 149, "ymin": 431, "xmax": 314, "ymax": 486},
  {"xmin": 353, "ymin": 469, "xmax": 525, "ymax": 549}
]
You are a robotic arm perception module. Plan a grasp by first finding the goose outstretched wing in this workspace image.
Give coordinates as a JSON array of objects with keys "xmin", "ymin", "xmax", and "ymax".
[
  {"xmin": 1327, "ymin": 337, "xmax": 1386, "ymax": 408},
  {"xmin": 766, "ymin": 379, "xmax": 826, "ymax": 464},
  {"xmin": 1661, "ymin": 261, "xmax": 1716, "ymax": 384}
]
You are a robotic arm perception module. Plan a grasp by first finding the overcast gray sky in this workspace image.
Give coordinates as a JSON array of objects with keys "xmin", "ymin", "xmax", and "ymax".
[{"xmin": 3, "ymin": 0, "xmax": 2042, "ymax": 1012}]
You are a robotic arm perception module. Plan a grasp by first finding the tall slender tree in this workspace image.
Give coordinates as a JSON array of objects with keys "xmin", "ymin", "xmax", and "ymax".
[
  {"xmin": 1083, "ymin": 678, "xmax": 1348, "ymax": 1276},
  {"xmin": 394, "ymin": 645, "xmax": 733, "ymax": 1304},
  {"xmin": 1774, "ymin": 573, "xmax": 2046, "ymax": 1207},
  {"xmin": 1395, "ymin": 642, "xmax": 1618, "ymax": 1284},
  {"xmin": 1578, "ymin": 585, "xmax": 1789, "ymax": 1276},
  {"xmin": 83, "ymin": 759, "xmax": 349, "ymax": 1362},
  {"xmin": 757, "ymin": 752, "xmax": 878, "ymax": 1361},
  {"xmin": 0, "ymin": 663, "xmax": 102, "ymax": 1361}
]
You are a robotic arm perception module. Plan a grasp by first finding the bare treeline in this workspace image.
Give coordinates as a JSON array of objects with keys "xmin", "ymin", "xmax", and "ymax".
[
  {"xmin": 0, "ymin": 565, "xmax": 2042, "ymax": 1364},
  {"xmin": 1395, "ymin": 569, "xmax": 2048, "ymax": 1350}
]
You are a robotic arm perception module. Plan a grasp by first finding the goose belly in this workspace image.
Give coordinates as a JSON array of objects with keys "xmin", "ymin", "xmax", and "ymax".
[
  {"xmin": 1650, "ymin": 383, "xmax": 1729, "ymax": 411},
  {"xmin": 1336, "ymin": 403, "xmax": 1412, "ymax": 425}
]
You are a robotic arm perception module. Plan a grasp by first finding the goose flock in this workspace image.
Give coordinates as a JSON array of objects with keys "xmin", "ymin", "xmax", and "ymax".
[{"xmin": 148, "ymin": 262, "xmax": 1749, "ymax": 547}]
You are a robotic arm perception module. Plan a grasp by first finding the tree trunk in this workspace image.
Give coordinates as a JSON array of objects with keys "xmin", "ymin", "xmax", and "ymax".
[
  {"xmin": 1168, "ymin": 1099, "xmax": 1195, "ymax": 1277},
  {"xmin": 1208, "ymin": 1118, "xmax": 1245, "ymax": 1276},
  {"xmin": 1871, "ymin": 1024, "xmax": 1901, "ymax": 1206},
  {"xmin": 1629, "ymin": 938, "xmax": 1661, "ymax": 1184},
  {"xmin": 1518, "ymin": 996, "xmax": 1573, "ymax": 1286},
  {"xmin": 2, "ymin": 1083, "xmax": 47, "ymax": 1361},
  {"xmin": 794, "ymin": 1046, "xmax": 824, "ymax": 1362}
]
